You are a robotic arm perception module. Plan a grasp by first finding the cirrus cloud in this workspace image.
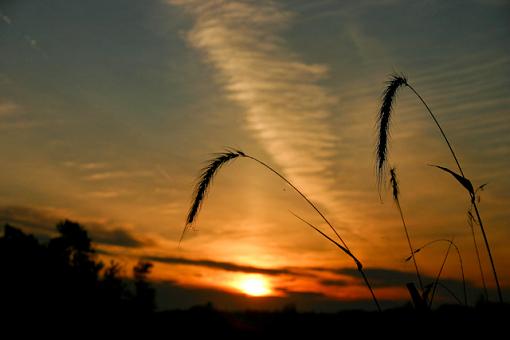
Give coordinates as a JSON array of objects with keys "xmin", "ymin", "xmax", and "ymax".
[{"xmin": 169, "ymin": 0, "xmax": 341, "ymax": 212}]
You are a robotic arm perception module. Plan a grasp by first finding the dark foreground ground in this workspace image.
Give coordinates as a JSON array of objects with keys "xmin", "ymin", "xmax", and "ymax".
[
  {"xmin": 154, "ymin": 303, "xmax": 509, "ymax": 337},
  {"xmin": 6, "ymin": 302, "xmax": 507, "ymax": 337}
]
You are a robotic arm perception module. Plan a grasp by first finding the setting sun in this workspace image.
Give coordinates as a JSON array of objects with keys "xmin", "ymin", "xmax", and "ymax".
[{"xmin": 237, "ymin": 275, "xmax": 271, "ymax": 297}]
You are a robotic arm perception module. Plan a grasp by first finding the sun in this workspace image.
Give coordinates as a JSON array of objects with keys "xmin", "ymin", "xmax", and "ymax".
[{"xmin": 237, "ymin": 275, "xmax": 271, "ymax": 297}]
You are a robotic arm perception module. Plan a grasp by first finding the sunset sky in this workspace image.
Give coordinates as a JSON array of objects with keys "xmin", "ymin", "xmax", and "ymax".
[{"xmin": 1, "ymin": 0, "xmax": 509, "ymax": 311}]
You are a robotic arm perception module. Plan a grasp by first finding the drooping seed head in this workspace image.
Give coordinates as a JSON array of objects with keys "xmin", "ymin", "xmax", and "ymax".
[
  {"xmin": 376, "ymin": 73, "xmax": 408, "ymax": 192},
  {"xmin": 181, "ymin": 150, "xmax": 245, "ymax": 243}
]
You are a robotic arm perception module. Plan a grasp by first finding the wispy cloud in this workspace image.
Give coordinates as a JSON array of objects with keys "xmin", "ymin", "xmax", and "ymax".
[
  {"xmin": 153, "ymin": 280, "xmax": 386, "ymax": 311},
  {"xmin": 63, "ymin": 161, "xmax": 108, "ymax": 170},
  {"xmin": 0, "ymin": 99, "xmax": 19, "ymax": 117},
  {"xmin": 0, "ymin": 205, "xmax": 150, "ymax": 248},
  {"xmin": 170, "ymin": 0, "xmax": 341, "ymax": 211},
  {"xmin": 0, "ymin": 99, "xmax": 39, "ymax": 129},
  {"xmin": 334, "ymin": 267, "xmax": 472, "ymax": 290},
  {"xmin": 88, "ymin": 190, "xmax": 128, "ymax": 199},
  {"xmin": 83, "ymin": 170, "xmax": 153, "ymax": 181},
  {"xmin": 0, "ymin": 10, "xmax": 44, "ymax": 54},
  {"xmin": 24, "ymin": 35, "xmax": 39, "ymax": 50},
  {"xmin": 0, "ymin": 12, "xmax": 12, "ymax": 25}
]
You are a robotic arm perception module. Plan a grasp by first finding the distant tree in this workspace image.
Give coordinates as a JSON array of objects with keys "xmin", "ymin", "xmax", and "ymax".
[
  {"xmin": 47, "ymin": 220, "xmax": 103, "ymax": 313},
  {"xmin": 133, "ymin": 261, "xmax": 156, "ymax": 314},
  {"xmin": 48, "ymin": 219, "xmax": 102, "ymax": 271}
]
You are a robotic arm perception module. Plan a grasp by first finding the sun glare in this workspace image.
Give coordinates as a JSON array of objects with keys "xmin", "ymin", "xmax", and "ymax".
[{"xmin": 237, "ymin": 275, "xmax": 271, "ymax": 297}]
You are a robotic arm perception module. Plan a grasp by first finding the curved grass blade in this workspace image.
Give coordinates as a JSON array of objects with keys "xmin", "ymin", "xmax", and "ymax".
[
  {"xmin": 289, "ymin": 211, "xmax": 352, "ymax": 261},
  {"xmin": 468, "ymin": 209, "xmax": 488, "ymax": 299},
  {"xmin": 411, "ymin": 238, "xmax": 467, "ymax": 306},
  {"xmin": 289, "ymin": 211, "xmax": 381, "ymax": 312},
  {"xmin": 430, "ymin": 164, "xmax": 474, "ymax": 196},
  {"xmin": 429, "ymin": 240, "xmax": 453, "ymax": 308}
]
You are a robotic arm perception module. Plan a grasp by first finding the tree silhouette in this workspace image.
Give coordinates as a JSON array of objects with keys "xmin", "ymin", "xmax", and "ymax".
[
  {"xmin": 0, "ymin": 220, "xmax": 155, "ymax": 323},
  {"xmin": 133, "ymin": 261, "xmax": 156, "ymax": 314}
]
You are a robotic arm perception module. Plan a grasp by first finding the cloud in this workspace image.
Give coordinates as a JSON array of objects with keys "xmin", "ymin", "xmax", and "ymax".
[
  {"xmin": 1, "ymin": 13, "xmax": 11, "ymax": 25},
  {"xmin": 144, "ymin": 255, "xmax": 298, "ymax": 276},
  {"xmin": 91, "ymin": 227, "xmax": 146, "ymax": 248},
  {"xmin": 24, "ymin": 35, "xmax": 38, "ymax": 49},
  {"xmin": 143, "ymin": 253, "xmax": 476, "ymax": 304},
  {"xmin": 143, "ymin": 254, "xmax": 483, "ymax": 304},
  {"xmin": 320, "ymin": 279, "xmax": 349, "ymax": 287},
  {"xmin": 88, "ymin": 190, "xmax": 127, "ymax": 199},
  {"xmin": 63, "ymin": 161, "xmax": 108, "ymax": 170},
  {"xmin": 334, "ymin": 267, "xmax": 471, "ymax": 289},
  {"xmin": 0, "ymin": 100, "xmax": 19, "ymax": 117},
  {"xmin": 153, "ymin": 280, "xmax": 392, "ymax": 311},
  {"xmin": 83, "ymin": 170, "xmax": 152, "ymax": 181},
  {"xmin": 336, "ymin": 267, "xmax": 423, "ymax": 288},
  {"xmin": 317, "ymin": 266, "xmax": 503, "ymax": 305},
  {"xmin": 333, "ymin": 267, "xmax": 486, "ymax": 303},
  {"xmin": 0, "ymin": 205, "xmax": 56, "ymax": 233},
  {"xmin": 169, "ymin": 0, "xmax": 341, "ymax": 211},
  {"xmin": 0, "ymin": 205, "xmax": 148, "ymax": 248},
  {"xmin": 0, "ymin": 99, "xmax": 41, "ymax": 129}
]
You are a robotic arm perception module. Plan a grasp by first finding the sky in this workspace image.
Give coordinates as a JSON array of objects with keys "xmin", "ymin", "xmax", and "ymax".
[{"xmin": 0, "ymin": 0, "xmax": 509, "ymax": 311}]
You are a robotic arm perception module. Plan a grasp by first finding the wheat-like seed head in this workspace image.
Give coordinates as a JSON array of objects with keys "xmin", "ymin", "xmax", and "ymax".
[
  {"xmin": 376, "ymin": 73, "xmax": 407, "ymax": 191},
  {"xmin": 181, "ymin": 150, "xmax": 245, "ymax": 242}
]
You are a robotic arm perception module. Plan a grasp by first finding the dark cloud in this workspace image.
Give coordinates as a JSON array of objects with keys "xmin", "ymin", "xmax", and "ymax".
[
  {"xmin": 335, "ymin": 267, "xmax": 470, "ymax": 289},
  {"xmin": 145, "ymin": 255, "xmax": 297, "ymax": 276},
  {"xmin": 143, "ymin": 256, "xmax": 480, "ymax": 305},
  {"xmin": 320, "ymin": 279, "xmax": 349, "ymax": 287},
  {"xmin": 0, "ymin": 205, "xmax": 148, "ymax": 248},
  {"xmin": 0, "ymin": 205, "xmax": 55, "ymax": 232},
  {"xmin": 336, "ymin": 268, "xmax": 421, "ymax": 288},
  {"xmin": 88, "ymin": 226, "xmax": 146, "ymax": 248},
  {"xmin": 334, "ymin": 267, "xmax": 489, "ymax": 304},
  {"xmin": 153, "ymin": 280, "xmax": 398, "ymax": 312},
  {"xmin": 149, "ymin": 258, "xmax": 493, "ymax": 307}
]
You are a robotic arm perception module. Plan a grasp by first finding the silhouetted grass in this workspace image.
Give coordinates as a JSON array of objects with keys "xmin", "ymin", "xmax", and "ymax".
[
  {"xmin": 375, "ymin": 73, "xmax": 502, "ymax": 303},
  {"xmin": 429, "ymin": 240, "xmax": 453, "ymax": 308},
  {"xmin": 182, "ymin": 149, "xmax": 381, "ymax": 311},
  {"xmin": 389, "ymin": 167, "xmax": 423, "ymax": 291},
  {"xmin": 408, "ymin": 239, "xmax": 467, "ymax": 306},
  {"xmin": 468, "ymin": 210, "xmax": 488, "ymax": 300},
  {"xmin": 290, "ymin": 211, "xmax": 381, "ymax": 311}
]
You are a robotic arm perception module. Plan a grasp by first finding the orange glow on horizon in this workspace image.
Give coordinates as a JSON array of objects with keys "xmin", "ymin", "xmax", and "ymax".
[{"xmin": 236, "ymin": 275, "xmax": 272, "ymax": 297}]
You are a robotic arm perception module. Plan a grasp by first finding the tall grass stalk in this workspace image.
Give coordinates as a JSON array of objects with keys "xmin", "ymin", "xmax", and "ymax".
[
  {"xmin": 389, "ymin": 167, "xmax": 423, "ymax": 291},
  {"xmin": 409, "ymin": 239, "xmax": 467, "ymax": 306},
  {"xmin": 183, "ymin": 149, "xmax": 380, "ymax": 311},
  {"xmin": 468, "ymin": 210, "xmax": 488, "ymax": 300},
  {"xmin": 429, "ymin": 240, "xmax": 453, "ymax": 308},
  {"xmin": 376, "ymin": 73, "xmax": 502, "ymax": 303},
  {"xmin": 290, "ymin": 211, "xmax": 381, "ymax": 312}
]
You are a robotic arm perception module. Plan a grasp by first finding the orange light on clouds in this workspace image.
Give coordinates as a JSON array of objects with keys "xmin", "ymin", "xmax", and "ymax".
[{"xmin": 236, "ymin": 275, "xmax": 272, "ymax": 297}]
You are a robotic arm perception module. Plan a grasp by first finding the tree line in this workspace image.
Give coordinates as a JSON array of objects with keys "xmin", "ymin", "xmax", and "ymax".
[{"xmin": 0, "ymin": 220, "xmax": 155, "ymax": 322}]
